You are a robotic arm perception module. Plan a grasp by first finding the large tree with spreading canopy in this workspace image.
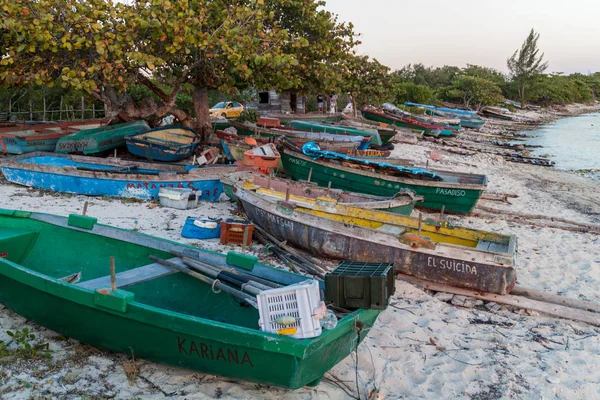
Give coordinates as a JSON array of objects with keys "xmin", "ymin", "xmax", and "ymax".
[{"xmin": 0, "ymin": 0, "xmax": 358, "ymax": 139}]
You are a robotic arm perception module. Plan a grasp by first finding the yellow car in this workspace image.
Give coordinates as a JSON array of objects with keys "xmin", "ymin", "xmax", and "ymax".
[{"xmin": 209, "ymin": 101, "xmax": 244, "ymax": 118}]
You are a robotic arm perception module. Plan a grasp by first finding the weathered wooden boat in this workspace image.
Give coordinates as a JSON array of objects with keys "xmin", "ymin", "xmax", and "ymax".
[
  {"xmin": 56, "ymin": 120, "xmax": 151, "ymax": 155},
  {"xmin": 228, "ymin": 121, "xmax": 371, "ymax": 149},
  {"xmin": 281, "ymin": 145, "xmax": 487, "ymax": 214},
  {"xmin": 404, "ymin": 102, "xmax": 478, "ymax": 117},
  {"xmin": 267, "ymin": 112, "xmax": 342, "ymax": 124},
  {"xmin": 211, "ymin": 117, "xmax": 231, "ymax": 131},
  {"xmin": 480, "ymin": 107, "xmax": 514, "ymax": 121},
  {"xmin": 0, "ymin": 152, "xmax": 236, "ymax": 200},
  {"xmin": 455, "ymin": 116, "xmax": 485, "ymax": 129},
  {"xmin": 126, "ymin": 126, "xmax": 199, "ymax": 162},
  {"xmin": 221, "ymin": 171, "xmax": 423, "ymax": 215},
  {"xmin": 235, "ymin": 187, "xmax": 516, "ymax": 294},
  {"xmin": 0, "ymin": 121, "xmax": 105, "ymax": 154},
  {"xmin": 0, "ymin": 209, "xmax": 380, "ymax": 388},
  {"xmin": 286, "ymin": 120, "xmax": 391, "ymax": 146},
  {"xmin": 362, "ymin": 109, "xmax": 452, "ymax": 137},
  {"xmin": 241, "ymin": 144, "xmax": 281, "ymax": 169}
]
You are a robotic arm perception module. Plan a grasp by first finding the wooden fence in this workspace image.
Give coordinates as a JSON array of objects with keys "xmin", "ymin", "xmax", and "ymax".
[{"xmin": 1, "ymin": 95, "xmax": 105, "ymax": 122}]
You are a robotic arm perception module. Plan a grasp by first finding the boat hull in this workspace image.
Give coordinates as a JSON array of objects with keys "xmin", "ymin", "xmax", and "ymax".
[
  {"xmin": 287, "ymin": 120, "xmax": 385, "ymax": 146},
  {"xmin": 56, "ymin": 120, "xmax": 150, "ymax": 155},
  {"xmin": 221, "ymin": 171, "xmax": 421, "ymax": 215},
  {"xmin": 238, "ymin": 190, "xmax": 516, "ymax": 294},
  {"xmin": 0, "ymin": 210, "xmax": 380, "ymax": 389},
  {"xmin": 126, "ymin": 126, "xmax": 199, "ymax": 162},
  {"xmin": 1, "ymin": 153, "xmax": 235, "ymax": 200},
  {"xmin": 281, "ymin": 151, "xmax": 486, "ymax": 214},
  {"xmin": 362, "ymin": 110, "xmax": 452, "ymax": 136},
  {"xmin": 1, "ymin": 135, "xmax": 63, "ymax": 154},
  {"xmin": 0, "ymin": 121, "xmax": 105, "ymax": 154}
]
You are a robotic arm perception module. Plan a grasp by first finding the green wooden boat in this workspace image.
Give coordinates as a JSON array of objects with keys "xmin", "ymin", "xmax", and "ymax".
[
  {"xmin": 287, "ymin": 120, "xmax": 388, "ymax": 146},
  {"xmin": 56, "ymin": 120, "xmax": 150, "ymax": 155},
  {"xmin": 211, "ymin": 118, "xmax": 231, "ymax": 131},
  {"xmin": 281, "ymin": 148, "xmax": 487, "ymax": 214},
  {"xmin": 0, "ymin": 209, "xmax": 380, "ymax": 389}
]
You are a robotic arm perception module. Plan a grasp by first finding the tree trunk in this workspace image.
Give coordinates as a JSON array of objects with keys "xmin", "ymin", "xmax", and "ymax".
[
  {"xmin": 192, "ymin": 86, "xmax": 211, "ymax": 144},
  {"xmin": 519, "ymin": 85, "xmax": 526, "ymax": 107}
]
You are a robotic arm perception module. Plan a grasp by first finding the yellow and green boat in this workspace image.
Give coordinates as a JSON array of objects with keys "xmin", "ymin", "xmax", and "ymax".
[
  {"xmin": 0, "ymin": 209, "xmax": 381, "ymax": 389},
  {"xmin": 234, "ymin": 186, "xmax": 517, "ymax": 294},
  {"xmin": 281, "ymin": 147, "xmax": 487, "ymax": 214},
  {"xmin": 221, "ymin": 171, "xmax": 423, "ymax": 215}
]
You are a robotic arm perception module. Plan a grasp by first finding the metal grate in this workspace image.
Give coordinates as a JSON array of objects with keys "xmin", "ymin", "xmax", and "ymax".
[{"xmin": 329, "ymin": 261, "xmax": 394, "ymax": 277}]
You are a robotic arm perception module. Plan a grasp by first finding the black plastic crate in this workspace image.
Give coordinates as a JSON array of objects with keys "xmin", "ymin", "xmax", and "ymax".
[{"xmin": 325, "ymin": 261, "xmax": 395, "ymax": 310}]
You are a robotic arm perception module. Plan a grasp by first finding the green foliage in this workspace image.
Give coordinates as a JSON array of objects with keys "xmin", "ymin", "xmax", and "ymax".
[
  {"xmin": 529, "ymin": 74, "xmax": 595, "ymax": 105},
  {"xmin": 392, "ymin": 82, "xmax": 434, "ymax": 105},
  {"xmin": 462, "ymin": 65, "xmax": 506, "ymax": 86},
  {"xmin": 236, "ymin": 109, "xmax": 259, "ymax": 123},
  {"xmin": 507, "ymin": 29, "xmax": 549, "ymax": 105},
  {"xmin": 341, "ymin": 56, "xmax": 391, "ymax": 111},
  {"xmin": 441, "ymin": 75, "xmax": 503, "ymax": 108},
  {"xmin": 0, "ymin": 328, "xmax": 53, "ymax": 362},
  {"xmin": 0, "ymin": 0, "xmax": 356, "ymax": 127},
  {"xmin": 391, "ymin": 64, "xmax": 462, "ymax": 89}
]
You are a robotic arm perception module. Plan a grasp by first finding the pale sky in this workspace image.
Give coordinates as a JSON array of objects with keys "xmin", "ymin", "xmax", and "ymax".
[{"xmin": 323, "ymin": 0, "xmax": 600, "ymax": 74}]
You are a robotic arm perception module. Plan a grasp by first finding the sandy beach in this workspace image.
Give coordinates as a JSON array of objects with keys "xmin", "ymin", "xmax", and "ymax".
[{"xmin": 1, "ymin": 104, "xmax": 600, "ymax": 399}]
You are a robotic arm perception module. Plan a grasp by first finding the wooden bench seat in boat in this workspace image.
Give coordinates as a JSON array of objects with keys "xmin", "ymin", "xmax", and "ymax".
[
  {"xmin": 374, "ymin": 224, "xmax": 406, "ymax": 236},
  {"xmin": 475, "ymin": 239, "xmax": 507, "ymax": 253},
  {"xmin": 77, "ymin": 257, "xmax": 186, "ymax": 290}
]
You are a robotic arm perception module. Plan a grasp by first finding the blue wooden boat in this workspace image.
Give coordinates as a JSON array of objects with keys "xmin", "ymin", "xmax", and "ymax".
[
  {"xmin": 0, "ymin": 152, "xmax": 236, "ymax": 201},
  {"xmin": 126, "ymin": 126, "xmax": 199, "ymax": 162},
  {"xmin": 403, "ymin": 102, "xmax": 484, "ymax": 129},
  {"xmin": 0, "ymin": 121, "xmax": 104, "ymax": 155}
]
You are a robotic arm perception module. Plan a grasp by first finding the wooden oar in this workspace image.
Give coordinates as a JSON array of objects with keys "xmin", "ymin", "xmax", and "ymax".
[
  {"xmin": 180, "ymin": 258, "xmax": 262, "ymax": 296},
  {"xmin": 169, "ymin": 250, "xmax": 282, "ymax": 289},
  {"xmin": 149, "ymin": 256, "xmax": 258, "ymax": 308},
  {"xmin": 182, "ymin": 257, "xmax": 273, "ymax": 292}
]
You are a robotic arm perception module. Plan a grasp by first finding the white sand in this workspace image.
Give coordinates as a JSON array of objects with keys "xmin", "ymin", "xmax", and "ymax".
[{"xmin": 1, "ymin": 104, "xmax": 600, "ymax": 399}]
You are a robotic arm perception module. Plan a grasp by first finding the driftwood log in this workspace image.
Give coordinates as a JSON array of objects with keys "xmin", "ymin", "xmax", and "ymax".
[
  {"xmin": 473, "ymin": 205, "xmax": 600, "ymax": 234},
  {"xmin": 398, "ymin": 274, "xmax": 600, "ymax": 327}
]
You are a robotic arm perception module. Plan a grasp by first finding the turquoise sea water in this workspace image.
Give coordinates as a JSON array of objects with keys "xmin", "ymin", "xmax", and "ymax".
[{"xmin": 521, "ymin": 112, "xmax": 600, "ymax": 180}]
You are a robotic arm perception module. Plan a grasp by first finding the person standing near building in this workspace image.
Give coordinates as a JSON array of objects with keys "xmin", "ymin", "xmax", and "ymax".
[
  {"xmin": 329, "ymin": 93, "xmax": 337, "ymax": 114},
  {"xmin": 316, "ymin": 94, "xmax": 325, "ymax": 113}
]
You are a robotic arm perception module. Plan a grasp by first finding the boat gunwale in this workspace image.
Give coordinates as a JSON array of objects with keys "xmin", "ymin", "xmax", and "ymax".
[
  {"xmin": 1, "ymin": 152, "xmax": 236, "ymax": 181},
  {"xmin": 221, "ymin": 171, "xmax": 423, "ymax": 209},
  {"xmin": 0, "ymin": 209, "xmax": 375, "ymax": 359},
  {"xmin": 284, "ymin": 149, "xmax": 488, "ymax": 189}
]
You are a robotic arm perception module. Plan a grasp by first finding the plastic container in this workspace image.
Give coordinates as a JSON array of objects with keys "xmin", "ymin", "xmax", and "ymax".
[
  {"xmin": 181, "ymin": 217, "xmax": 221, "ymax": 239},
  {"xmin": 325, "ymin": 261, "xmax": 395, "ymax": 310},
  {"xmin": 158, "ymin": 187, "xmax": 199, "ymax": 210},
  {"xmin": 219, "ymin": 218, "xmax": 254, "ymax": 246},
  {"xmin": 257, "ymin": 279, "xmax": 324, "ymax": 339}
]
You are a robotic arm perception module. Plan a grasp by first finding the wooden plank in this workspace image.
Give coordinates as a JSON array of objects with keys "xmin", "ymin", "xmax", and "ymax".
[
  {"xmin": 375, "ymin": 224, "xmax": 406, "ymax": 236},
  {"xmin": 511, "ymin": 286, "xmax": 600, "ymax": 314},
  {"xmin": 475, "ymin": 240, "xmax": 491, "ymax": 251},
  {"xmin": 487, "ymin": 242, "xmax": 507, "ymax": 253},
  {"xmin": 77, "ymin": 257, "xmax": 184, "ymax": 289},
  {"xmin": 397, "ymin": 273, "xmax": 600, "ymax": 327}
]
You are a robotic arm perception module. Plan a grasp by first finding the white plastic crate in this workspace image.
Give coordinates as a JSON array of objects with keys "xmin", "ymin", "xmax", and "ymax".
[
  {"xmin": 257, "ymin": 279, "xmax": 323, "ymax": 339},
  {"xmin": 158, "ymin": 187, "xmax": 199, "ymax": 210}
]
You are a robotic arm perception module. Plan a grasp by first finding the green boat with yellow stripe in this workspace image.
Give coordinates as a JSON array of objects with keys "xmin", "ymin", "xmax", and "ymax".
[{"xmin": 281, "ymin": 147, "xmax": 487, "ymax": 214}]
